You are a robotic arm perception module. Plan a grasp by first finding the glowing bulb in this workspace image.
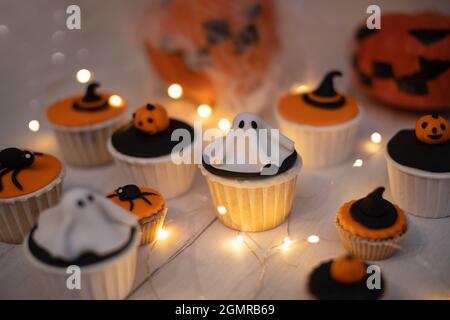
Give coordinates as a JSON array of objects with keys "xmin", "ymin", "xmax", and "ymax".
[
  {"xmin": 280, "ymin": 237, "xmax": 292, "ymax": 251},
  {"xmin": 218, "ymin": 118, "xmax": 231, "ymax": 133},
  {"xmin": 370, "ymin": 132, "xmax": 382, "ymax": 144},
  {"xmin": 167, "ymin": 83, "xmax": 183, "ymax": 99},
  {"xmin": 307, "ymin": 235, "xmax": 320, "ymax": 244},
  {"xmin": 291, "ymin": 83, "xmax": 309, "ymax": 94},
  {"xmin": 217, "ymin": 206, "xmax": 227, "ymax": 215},
  {"xmin": 28, "ymin": 120, "xmax": 40, "ymax": 132},
  {"xmin": 237, "ymin": 235, "xmax": 244, "ymax": 243},
  {"xmin": 197, "ymin": 104, "xmax": 212, "ymax": 118},
  {"xmin": 108, "ymin": 95, "xmax": 123, "ymax": 108},
  {"xmin": 157, "ymin": 228, "xmax": 169, "ymax": 241},
  {"xmin": 76, "ymin": 69, "xmax": 91, "ymax": 83},
  {"xmin": 353, "ymin": 159, "xmax": 363, "ymax": 167}
]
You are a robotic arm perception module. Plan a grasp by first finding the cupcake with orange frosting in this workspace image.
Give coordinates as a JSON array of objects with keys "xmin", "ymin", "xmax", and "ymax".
[
  {"xmin": 47, "ymin": 82, "xmax": 127, "ymax": 167},
  {"xmin": 0, "ymin": 147, "xmax": 64, "ymax": 244},
  {"xmin": 107, "ymin": 184, "xmax": 167, "ymax": 246},
  {"xmin": 107, "ymin": 103, "xmax": 196, "ymax": 199},
  {"xmin": 308, "ymin": 255, "xmax": 384, "ymax": 300},
  {"xmin": 336, "ymin": 187, "xmax": 407, "ymax": 260},
  {"xmin": 276, "ymin": 70, "xmax": 361, "ymax": 167}
]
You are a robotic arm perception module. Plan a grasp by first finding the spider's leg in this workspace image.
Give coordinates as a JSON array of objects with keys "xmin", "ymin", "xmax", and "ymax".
[
  {"xmin": 11, "ymin": 169, "xmax": 23, "ymax": 190},
  {"xmin": 0, "ymin": 168, "xmax": 13, "ymax": 191},
  {"xmin": 140, "ymin": 195, "xmax": 153, "ymax": 206},
  {"xmin": 107, "ymin": 194, "xmax": 118, "ymax": 198},
  {"xmin": 141, "ymin": 192, "xmax": 158, "ymax": 197},
  {"xmin": 128, "ymin": 200, "xmax": 134, "ymax": 211}
]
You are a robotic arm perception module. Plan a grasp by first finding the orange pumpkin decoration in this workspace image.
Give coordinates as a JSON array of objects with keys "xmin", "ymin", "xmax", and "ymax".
[
  {"xmin": 142, "ymin": 0, "xmax": 278, "ymax": 104},
  {"xmin": 330, "ymin": 255, "xmax": 366, "ymax": 285},
  {"xmin": 353, "ymin": 13, "xmax": 450, "ymax": 111},
  {"xmin": 415, "ymin": 113, "xmax": 449, "ymax": 144},
  {"xmin": 133, "ymin": 103, "xmax": 169, "ymax": 134}
]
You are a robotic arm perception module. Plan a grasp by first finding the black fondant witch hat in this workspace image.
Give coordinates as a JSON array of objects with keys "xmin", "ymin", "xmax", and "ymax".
[
  {"xmin": 73, "ymin": 82, "xmax": 109, "ymax": 111},
  {"xmin": 350, "ymin": 187, "xmax": 398, "ymax": 229},
  {"xmin": 303, "ymin": 70, "xmax": 346, "ymax": 108}
]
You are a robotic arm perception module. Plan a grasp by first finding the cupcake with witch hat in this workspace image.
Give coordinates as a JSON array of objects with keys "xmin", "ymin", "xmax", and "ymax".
[
  {"xmin": 276, "ymin": 71, "xmax": 361, "ymax": 167},
  {"xmin": 335, "ymin": 187, "xmax": 407, "ymax": 260},
  {"xmin": 47, "ymin": 82, "xmax": 127, "ymax": 167}
]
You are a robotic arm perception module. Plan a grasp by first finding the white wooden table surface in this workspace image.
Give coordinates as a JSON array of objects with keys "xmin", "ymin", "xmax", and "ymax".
[{"xmin": 0, "ymin": 0, "xmax": 449, "ymax": 300}]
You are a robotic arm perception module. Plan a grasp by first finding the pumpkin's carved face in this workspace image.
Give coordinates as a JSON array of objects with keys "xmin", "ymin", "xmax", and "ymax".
[
  {"xmin": 415, "ymin": 113, "xmax": 450, "ymax": 144},
  {"xmin": 133, "ymin": 103, "xmax": 169, "ymax": 134},
  {"xmin": 353, "ymin": 13, "xmax": 450, "ymax": 111}
]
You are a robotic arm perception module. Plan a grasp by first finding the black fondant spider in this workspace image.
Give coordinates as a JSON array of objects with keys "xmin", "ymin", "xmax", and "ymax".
[
  {"xmin": 0, "ymin": 148, "xmax": 43, "ymax": 191},
  {"xmin": 107, "ymin": 184, "xmax": 157, "ymax": 211}
]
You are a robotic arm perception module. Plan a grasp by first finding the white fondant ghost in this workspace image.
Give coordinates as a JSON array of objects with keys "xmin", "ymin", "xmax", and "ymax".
[
  {"xmin": 33, "ymin": 188, "xmax": 138, "ymax": 261},
  {"xmin": 203, "ymin": 112, "xmax": 295, "ymax": 175}
]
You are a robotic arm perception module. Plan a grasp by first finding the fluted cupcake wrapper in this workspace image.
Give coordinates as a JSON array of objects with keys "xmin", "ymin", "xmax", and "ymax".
[
  {"xmin": 386, "ymin": 154, "xmax": 450, "ymax": 219},
  {"xmin": 276, "ymin": 112, "xmax": 361, "ymax": 168},
  {"xmin": 0, "ymin": 171, "xmax": 65, "ymax": 244},
  {"xmin": 51, "ymin": 116, "xmax": 126, "ymax": 167},
  {"xmin": 23, "ymin": 229, "xmax": 140, "ymax": 300},
  {"xmin": 335, "ymin": 220, "xmax": 406, "ymax": 260},
  {"xmin": 139, "ymin": 208, "xmax": 167, "ymax": 246},
  {"xmin": 108, "ymin": 140, "xmax": 196, "ymax": 199},
  {"xmin": 201, "ymin": 160, "xmax": 301, "ymax": 232}
]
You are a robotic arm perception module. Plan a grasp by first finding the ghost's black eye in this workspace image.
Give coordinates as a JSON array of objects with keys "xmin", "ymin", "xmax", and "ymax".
[
  {"xmin": 87, "ymin": 194, "xmax": 94, "ymax": 202},
  {"xmin": 421, "ymin": 122, "xmax": 428, "ymax": 129},
  {"xmin": 77, "ymin": 200, "xmax": 85, "ymax": 208},
  {"xmin": 239, "ymin": 120, "xmax": 244, "ymax": 128},
  {"xmin": 441, "ymin": 123, "xmax": 446, "ymax": 130},
  {"xmin": 147, "ymin": 118, "xmax": 153, "ymax": 123},
  {"xmin": 251, "ymin": 121, "xmax": 257, "ymax": 129}
]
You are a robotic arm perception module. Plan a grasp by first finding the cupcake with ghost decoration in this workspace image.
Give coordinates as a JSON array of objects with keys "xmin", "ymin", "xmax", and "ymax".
[
  {"xmin": 308, "ymin": 254, "xmax": 384, "ymax": 300},
  {"xmin": 23, "ymin": 188, "xmax": 140, "ymax": 300},
  {"xmin": 47, "ymin": 82, "xmax": 127, "ymax": 167},
  {"xmin": 386, "ymin": 113, "xmax": 450, "ymax": 218},
  {"xmin": 0, "ymin": 148, "xmax": 64, "ymax": 244},
  {"xmin": 276, "ymin": 70, "xmax": 361, "ymax": 167},
  {"xmin": 107, "ymin": 103, "xmax": 196, "ymax": 199},
  {"xmin": 335, "ymin": 187, "xmax": 407, "ymax": 260},
  {"xmin": 107, "ymin": 184, "xmax": 166, "ymax": 246},
  {"xmin": 200, "ymin": 112, "xmax": 302, "ymax": 232}
]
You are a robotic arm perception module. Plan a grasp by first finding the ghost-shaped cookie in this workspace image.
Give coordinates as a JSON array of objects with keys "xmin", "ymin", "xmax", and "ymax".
[
  {"xmin": 203, "ymin": 112, "xmax": 296, "ymax": 176},
  {"xmin": 33, "ymin": 188, "xmax": 138, "ymax": 261}
]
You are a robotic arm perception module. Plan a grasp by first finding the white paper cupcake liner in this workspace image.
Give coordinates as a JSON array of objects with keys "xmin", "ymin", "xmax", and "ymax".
[
  {"xmin": 335, "ymin": 219, "xmax": 406, "ymax": 260},
  {"xmin": 139, "ymin": 208, "xmax": 167, "ymax": 246},
  {"xmin": 276, "ymin": 111, "xmax": 361, "ymax": 167},
  {"xmin": 107, "ymin": 140, "xmax": 196, "ymax": 199},
  {"xmin": 200, "ymin": 158, "xmax": 301, "ymax": 232},
  {"xmin": 23, "ymin": 228, "xmax": 140, "ymax": 300},
  {"xmin": 386, "ymin": 152, "xmax": 450, "ymax": 218},
  {"xmin": 0, "ymin": 169, "xmax": 65, "ymax": 244},
  {"xmin": 51, "ymin": 115, "xmax": 127, "ymax": 167}
]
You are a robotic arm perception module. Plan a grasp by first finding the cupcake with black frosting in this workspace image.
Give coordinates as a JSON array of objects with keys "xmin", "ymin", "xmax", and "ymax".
[
  {"xmin": 308, "ymin": 255, "xmax": 384, "ymax": 300},
  {"xmin": 23, "ymin": 188, "xmax": 140, "ymax": 300},
  {"xmin": 276, "ymin": 70, "xmax": 361, "ymax": 167},
  {"xmin": 386, "ymin": 113, "xmax": 450, "ymax": 218},
  {"xmin": 107, "ymin": 184, "xmax": 167, "ymax": 246},
  {"xmin": 47, "ymin": 82, "xmax": 127, "ymax": 166},
  {"xmin": 107, "ymin": 103, "xmax": 196, "ymax": 199},
  {"xmin": 336, "ymin": 187, "xmax": 407, "ymax": 260},
  {"xmin": 200, "ymin": 112, "xmax": 302, "ymax": 232}
]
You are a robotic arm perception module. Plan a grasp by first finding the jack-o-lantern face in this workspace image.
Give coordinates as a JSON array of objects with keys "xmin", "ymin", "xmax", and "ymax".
[
  {"xmin": 133, "ymin": 103, "xmax": 169, "ymax": 134},
  {"xmin": 353, "ymin": 13, "xmax": 450, "ymax": 111},
  {"xmin": 415, "ymin": 113, "xmax": 450, "ymax": 144}
]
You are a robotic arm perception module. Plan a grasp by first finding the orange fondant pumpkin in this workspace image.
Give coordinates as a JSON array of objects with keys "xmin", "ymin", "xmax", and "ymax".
[
  {"xmin": 133, "ymin": 103, "xmax": 169, "ymax": 134},
  {"xmin": 353, "ymin": 13, "xmax": 450, "ymax": 111},
  {"xmin": 142, "ymin": 0, "xmax": 278, "ymax": 104},
  {"xmin": 415, "ymin": 113, "xmax": 450, "ymax": 144},
  {"xmin": 330, "ymin": 255, "xmax": 366, "ymax": 284}
]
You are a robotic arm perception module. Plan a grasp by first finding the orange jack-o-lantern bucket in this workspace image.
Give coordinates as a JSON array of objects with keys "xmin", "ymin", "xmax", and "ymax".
[
  {"xmin": 142, "ymin": 0, "xmax": 279, "ymax": 105},
  {"xmin": 352, "ymin": 13, "xmax": 450, "ymax": 111}
]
